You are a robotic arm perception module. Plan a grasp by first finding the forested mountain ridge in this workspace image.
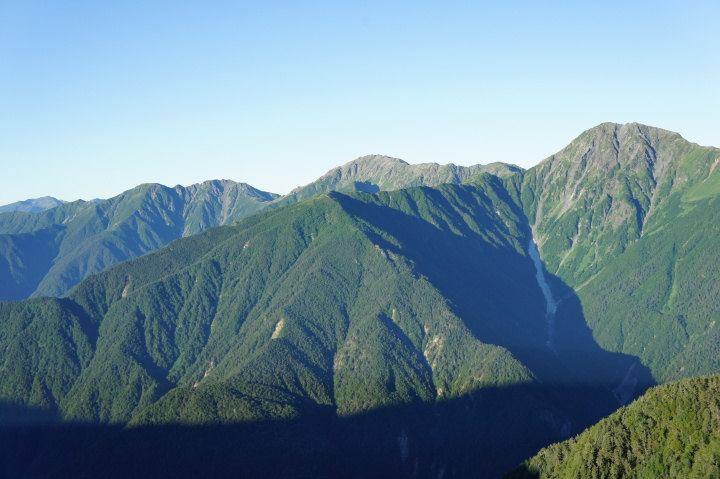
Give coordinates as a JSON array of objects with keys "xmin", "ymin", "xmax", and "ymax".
[
  {"xmin": 0, "ymin": 180, "xmax": 279, "ymax": 300},
  {"xmin": 5, "ymin": 178, "xmax": 546, "ymax": 418},
  {"xmin": 7, "ymin": 123, "xmax": 711, "ymax": 305},
  {"xmin": 504, "ymin": 374, "xmax": 720, "ymax": 479}
]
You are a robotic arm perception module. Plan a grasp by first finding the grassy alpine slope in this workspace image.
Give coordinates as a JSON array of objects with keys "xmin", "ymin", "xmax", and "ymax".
[
  {"xmin": 523, "ymin": 122, "xmax": 720, "ymax": 288},
  {"xmin": 504, "ymin": 374, "xmax": 720, "ymax": 479}
]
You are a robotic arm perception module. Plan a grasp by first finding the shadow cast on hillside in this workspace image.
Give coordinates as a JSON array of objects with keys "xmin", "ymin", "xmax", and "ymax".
[
  {"xmin": 335, "ymin": 188, "xmax": 655, "ymax": 431},
  {"xmin": 3, "ymin": 380, "xmax": 581, "ymax": 479}
]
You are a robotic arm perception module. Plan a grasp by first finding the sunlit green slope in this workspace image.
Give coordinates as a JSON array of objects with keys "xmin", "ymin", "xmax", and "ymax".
[{"xmin": 504, "ymin": 374, "xmax": 720, "ymax": 479}]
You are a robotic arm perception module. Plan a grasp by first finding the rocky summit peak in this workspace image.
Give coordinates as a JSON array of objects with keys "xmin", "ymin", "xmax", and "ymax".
[
  {"xmin": 327, "ymin": 155, "xmax": 412, "ymax": 178},
  {"xmin": 526, "ymin": 121, "xmax": 720, "ymax": 289},
  {"xmin": 348, "ymin": 154, "xmax": 410, "ymax": 166},
  {"xmin": 537, "ymin": 122, "xmax": 689, "ymax": 174},
  {"xmin": 582, "ymin": 122, "xmax": 683, "ymax": 147}
]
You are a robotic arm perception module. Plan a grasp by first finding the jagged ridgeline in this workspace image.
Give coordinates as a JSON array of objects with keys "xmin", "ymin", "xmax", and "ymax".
[
  {"xmin": 273, "ymin": 154, "xmax": 521, "ymax": 206},
  {"xmin": 504, "ymin": 374, "xmax": 720, "ymax": 479}
]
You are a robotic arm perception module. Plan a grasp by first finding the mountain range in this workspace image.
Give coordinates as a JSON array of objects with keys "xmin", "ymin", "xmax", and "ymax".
[
  {"xmin": 0, "ymin": 158, "xmax": 517, "ymax": 301},
  {"xmin": 1, "ymin": 122, "xmax": 719, "ymax": 478}
]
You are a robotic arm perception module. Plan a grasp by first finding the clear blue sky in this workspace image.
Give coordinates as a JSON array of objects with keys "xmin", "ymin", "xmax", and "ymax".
[{"xmin": 1, "ymin": 0, "xmax": 718, "ymax": 204}]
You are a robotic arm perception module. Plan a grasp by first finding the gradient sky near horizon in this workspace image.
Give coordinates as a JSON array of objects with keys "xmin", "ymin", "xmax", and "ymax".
[{"xmin": 1, "ymin": 1, "xmax": 718, "ymax": 205}]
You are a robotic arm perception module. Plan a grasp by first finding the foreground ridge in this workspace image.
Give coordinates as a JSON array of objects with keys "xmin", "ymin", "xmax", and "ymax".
[{"xmin": 504, "ymin": 374, "xmax": 720, "ymax": 479}]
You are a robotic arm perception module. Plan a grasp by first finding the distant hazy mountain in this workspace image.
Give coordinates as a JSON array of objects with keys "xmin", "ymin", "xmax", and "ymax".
[
  {"xmin": 504, "ymin": 374, "xmax": 720, "ymax": 479},
  {"xmin": 0, "ymin": 196, "xmax": 66, "ymax": 213},
  {"xmin": 0, "ymin": 180, "xmax": 279, "ymax": 300}
]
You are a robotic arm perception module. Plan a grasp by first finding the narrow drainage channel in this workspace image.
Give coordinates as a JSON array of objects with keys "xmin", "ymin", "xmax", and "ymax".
[{"xmin": 527, "ymin": 237, "xmax": 557, "ymax": 352}]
